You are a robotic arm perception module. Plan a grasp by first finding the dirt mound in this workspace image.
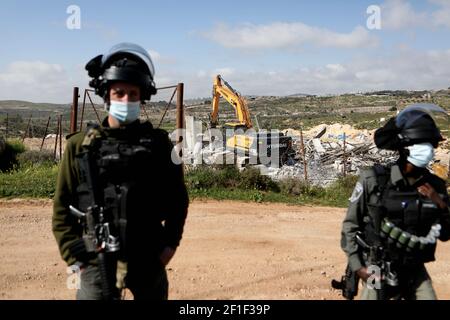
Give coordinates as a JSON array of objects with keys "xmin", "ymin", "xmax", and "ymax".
[{"xmin": 284, "ymin": 123, "xmax": 373, "ymax": 144}]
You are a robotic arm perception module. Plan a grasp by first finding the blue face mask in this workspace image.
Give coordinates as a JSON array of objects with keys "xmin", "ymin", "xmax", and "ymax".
[
  {"xmin": 108, "ymin": 101, "xmax": 141, "ymax": 124},
  {"xmin": 407, "ymin": 143, "xmax": 435, "ymax": 168}
]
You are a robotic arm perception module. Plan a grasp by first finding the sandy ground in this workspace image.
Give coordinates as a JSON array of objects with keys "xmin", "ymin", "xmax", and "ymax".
[{"xmin": 0, "ymin": 199, "xmax": 449, "ymax": 300}]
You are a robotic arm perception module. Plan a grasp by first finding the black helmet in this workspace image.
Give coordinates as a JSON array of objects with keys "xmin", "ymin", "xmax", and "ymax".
[
  {"xmin": 375, "ymin": 103, "xmax": 447, "ymax": 150},
  {"xmin": 85, "ymin": 42, "xmax": 157, "ymax": 102}
]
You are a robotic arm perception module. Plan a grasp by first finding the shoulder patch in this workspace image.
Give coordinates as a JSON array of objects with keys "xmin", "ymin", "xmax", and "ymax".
[
  {"xmin": 349, "ymin": 181, "xmax": 364, "ymax": 203},
  {"xmin": 82, "ymin": 126, "xmax": 103, "ymax": 147}
]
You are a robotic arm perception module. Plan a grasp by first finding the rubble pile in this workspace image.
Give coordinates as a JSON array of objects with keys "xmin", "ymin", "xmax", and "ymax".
[
  {"xmin": 264, "ymin": 142, "xmax": 398, "ymax": 186},
  {"xmin": 182, "ymin": 117, "xmax": 449, "ymax": 186},
  {"xmin": 262, "ymin": 160, "xmax": 341, "ymax": 186},
  {"xmin": 274, "ymin": 124, "xmax": 397, "ymax": 185}
]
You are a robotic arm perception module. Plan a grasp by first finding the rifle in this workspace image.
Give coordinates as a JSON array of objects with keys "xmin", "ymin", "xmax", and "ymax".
[
  {"xmin": 70, "ymin": 149, "xmax": 121, "ymax": 300},
  {"xmin": 331, "ymin": 264, "xmax": 359, "ymax": 300},
  {"xmin": 355, "ymin": 232, "xmax": 398, "ymax": 300},
  {"xmin": 332, "ymin": 231, "xmax": 400, "ymax": 300}
]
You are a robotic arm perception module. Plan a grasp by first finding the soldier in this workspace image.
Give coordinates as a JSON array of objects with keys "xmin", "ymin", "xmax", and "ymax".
[
  {"xmin": 52, "ymin": 43, "xmax": 189, "ymax": 300},
  {"xmin": 339, "ymin": 103, "xmax": 450, "ymax": 300}
]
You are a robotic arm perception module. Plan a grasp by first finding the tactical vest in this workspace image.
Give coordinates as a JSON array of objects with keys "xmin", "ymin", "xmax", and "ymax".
[
  {"xmin": 75, "ymin": 121, "xmax": 168, "ymax": 261},
  {"xmin": 362, "ymin": 165, "xmax": 442, "ymax": 266}
]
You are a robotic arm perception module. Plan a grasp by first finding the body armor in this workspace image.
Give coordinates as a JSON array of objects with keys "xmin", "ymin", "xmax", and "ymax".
[
  {"xmin": 363, "ymin": 165, "xmax": 442, "ymax": 266},
  {"xmin": 75, "ymin": 121, "xmax": 168, "ymax": 261}
]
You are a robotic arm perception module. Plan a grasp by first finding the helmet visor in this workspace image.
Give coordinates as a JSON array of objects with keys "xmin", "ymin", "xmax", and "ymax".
[
  {"xmin": 101, "ymin": 42, "xmax": 155, "ymax": 79},
  {"xmin": 396, "ymin": 103, "xmax": 448, "ymax": 141}
]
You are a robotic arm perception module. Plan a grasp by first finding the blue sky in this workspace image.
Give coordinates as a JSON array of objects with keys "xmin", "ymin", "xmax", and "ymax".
[{"xmin": 1, "ymin": 0, "xmax": 450, "ymax": 103}]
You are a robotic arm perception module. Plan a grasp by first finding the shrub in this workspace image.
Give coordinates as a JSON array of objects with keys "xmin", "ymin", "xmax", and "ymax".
[
  {"xmin": 214, "ymin": 165, "xmax": 242, "ymax": 189},
  {"xmin": 0, "ymin": 139, "xmax": 26, "ymax": 172},
  {"xmin": 329, "ymin": 174, "xmax": 359, "ymax": 191},
  {"xmin": 6, "ymin": 139, "xmax": 26, "ymax": 154},
  {"xmin": 278, "ymin": 178, "xmax": 319, "ymax": 196},
  {"xmin": 237, "ymin": 167, "xmax": 280, "ymax": 192},
  {"xmin": 185, "ymin": 165, "xmax": 279, "ymax": 191},
  {"xmin": 321, "ymin": 174, "xmax": 359, "ymax": 207},
  {"xmin": 251, "ymin": 191, "xmax": 264, "ymax": 203},
  {"xmin": 185, "ymin": 166, "xmax": 224, "ymax": 190},
  {"xmin": 17, "ymin": 150, "xmax": 55, "ymax": 167}
]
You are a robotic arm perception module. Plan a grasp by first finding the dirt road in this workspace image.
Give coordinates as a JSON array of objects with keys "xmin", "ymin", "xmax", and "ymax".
[{"xmin": 1, "ymin": 199, "xmax": 449, "ymax": 300}]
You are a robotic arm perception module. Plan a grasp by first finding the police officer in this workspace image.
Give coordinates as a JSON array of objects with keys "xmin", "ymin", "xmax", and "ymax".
[
  {"xmin": 52, "ymin": 43, "xmax": 189, "ymax": 300},
  {"xmin": 340, "ymin": 103, "xmax": 450, "ymax": 300}
]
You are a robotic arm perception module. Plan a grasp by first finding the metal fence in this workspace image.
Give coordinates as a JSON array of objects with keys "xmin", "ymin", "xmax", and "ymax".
[{"xmin": 0, "ymin": 83, "xmax": 185, "ymax": 162}]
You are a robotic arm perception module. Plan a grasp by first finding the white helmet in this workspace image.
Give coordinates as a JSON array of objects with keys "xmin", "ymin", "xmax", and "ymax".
[{"xmin": 85, "ymin": 42, "xmax": 157, "ymax": 102}]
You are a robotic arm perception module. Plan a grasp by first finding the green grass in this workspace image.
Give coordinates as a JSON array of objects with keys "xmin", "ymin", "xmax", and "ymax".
[
  {"xmin": 186, "ymin": 166, "xmax": 357, "ymax": 207},
  {"xmin": 187, "ymin": 183, "xmax": 354, "ymax": 208},
  {"xmin": 0, "ymin": 163, "xmax": 358, "ymax": 207},
  {"xmin": 0, "ymin": 163, "xmax": 59, "ymax": 198}
]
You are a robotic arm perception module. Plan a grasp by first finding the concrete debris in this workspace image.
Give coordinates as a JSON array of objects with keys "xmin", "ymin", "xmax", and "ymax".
[
  {"xmin": 183, "ymin": 119, "xmax": 449, "ymax": 186},
  {"xmin": 272, "ymin": 124, "xmax": 398, "ymax": 185},
  {"xmin": 312, "ymin": 139, "xmax": 325, "ymax": 154}
]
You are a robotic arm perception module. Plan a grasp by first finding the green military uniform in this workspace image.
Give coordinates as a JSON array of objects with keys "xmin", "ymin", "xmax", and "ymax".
[
  {"xmin": 52, "ymin": 117, "xmax": 189, "ymax": 299},
  {"xmin": 341, "ymin": 163, "xmax": 450, "ymax": 300}
]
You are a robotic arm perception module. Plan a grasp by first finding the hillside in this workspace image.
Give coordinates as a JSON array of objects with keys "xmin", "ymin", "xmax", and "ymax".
[{"xmin": 1, "ymin": 89, "xmax": 449, "ymax": 137}]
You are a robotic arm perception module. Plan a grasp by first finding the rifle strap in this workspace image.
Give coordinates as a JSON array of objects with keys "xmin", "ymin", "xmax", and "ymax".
[
  {"xmin": 118, "ymin": 184, "xmax": 130, "ymax": 259},
  {"xmin": 358, "ymin": 164, "xmax": 391, "ymax": 249}
]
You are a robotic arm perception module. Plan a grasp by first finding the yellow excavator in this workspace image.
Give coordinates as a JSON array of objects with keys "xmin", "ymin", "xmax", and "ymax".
[
  {"xmin": 210, "ymin": 74, "xmax": 294, "ymax": 166},
  {"xmin": 210, "ymin": 74, "xmax": 253, "ymax": 130}
]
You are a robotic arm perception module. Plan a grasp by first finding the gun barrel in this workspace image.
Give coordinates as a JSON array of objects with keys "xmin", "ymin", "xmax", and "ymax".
[
  {"xmin": 69, "ymin": 205, "xmax": 86, "ymax": 219},
  {"xmin": 355, "ymin": 233, "xmax": 370, "ymax": 250}
]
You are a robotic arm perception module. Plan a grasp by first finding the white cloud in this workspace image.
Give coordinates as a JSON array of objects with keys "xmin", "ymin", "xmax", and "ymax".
[
  {"xmin": 197, "ymin": 70, "xmax": 207, "ymax": 78},
  {"xmin": 158, "ymin": 48, "xmax": 450, "ymax": 99},
  {"xmin": 82, "ymin": 22, "xmax": 119, "ymax": 41},
  {"xmin": 148, "ymin": 49, "xmax": 161, "ymax": 62},
  {"xmin": 430, "ymin": 0, "xmax": 450, "ymax": 28},
  {"xmin": 213, "ymin": 68, "xmax": 234, "ymax": 77},
  {"xmin": 3, "ymin": 48, "xmax": 450, "ymax": 103},
  {"xmin": 147, "ymin": 49, "xmax": 177, "ymax": 65},
  {"xmin": 381, "ymin": 0, "xmax": 428, "ymax": 30},
  {"xmin": 0, "ymin": 61, "xmax": 89, "ymax": 103},
  {"xmin": 380, "ymin": 0, "xmax": 450, "ymax": 29},
  {"xmin": 202, "ymin": 22, "xmax": 378, "ymax": 50},
  {"xmin": 314, "ymin": 64, "xmax": 349, "ymax": 80}
]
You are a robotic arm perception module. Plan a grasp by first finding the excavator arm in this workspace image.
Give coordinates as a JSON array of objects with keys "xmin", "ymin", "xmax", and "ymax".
[{"xmin": 210, "ymin": 75, "xmax": 253, "ymax": 128}]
